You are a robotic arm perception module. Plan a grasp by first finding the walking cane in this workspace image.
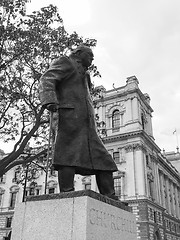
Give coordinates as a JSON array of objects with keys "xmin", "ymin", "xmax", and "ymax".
[{"xmin": 44, "ymin": 111, "xmax": 53, "ymax": 194}]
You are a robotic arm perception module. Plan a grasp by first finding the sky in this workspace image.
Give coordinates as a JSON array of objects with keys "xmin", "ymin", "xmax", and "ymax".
[{"xmin": 1, "ymin": 0, "xmax": 180, "ymax": 153}]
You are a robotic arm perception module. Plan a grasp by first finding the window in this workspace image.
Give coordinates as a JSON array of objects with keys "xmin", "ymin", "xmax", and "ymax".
[
  {"xmin": 141, "ymin": 113, "xmax": 145, "ymax": 130},
  {"xmin": 149, "ymin": 208, "xmax": 154, "ymax": 220},
  {"xmin": 25, "ymin": 182, "xmax": 41, "ymax": 197},
  {"xmin": 0, "ymin": 193, "xmax": 3, "ymax": 206},
  {"xmin": 9, "ymin": 192, "xmax": 17, "ymax": 209},
  {"xmin": 12, "ymin": 169, "xmax": 19, "ymax": 183},
  {"xmin": 50, "ymin": 168, "xmax": 56, "ymax": 176},
  {"xmin": 153, "ymin": 231, "xmax": 161, "ymax": 240},
  {"xmin": 84, "ymin": 183, "xmax": 91, "ymax": 190},
  {"xmin": 47, "ymin": 180, "xmax": 57, "ymax": 194},
  {"xmin": 29, "ymin": 182, "xmax": 37, "ymax": 196},
  {"xmin": 82, "ymin": 176, "xmax": 91, "ymax": 190},
  {"xmin": 25, "ymin": 190, "xmax": 28, "ymax": 197},
  {"xmin": 29, "ymin": 187, "xmax": 35, "ymax": 196},
  {"xmin": 3, "ymin": 231, "xmax": 11, "ymax": 240},
  {"xmin": 154, "ymin": 211, "xmax": 157, "ymax": 223},
  {"xmin": 6, "ymin": 216, "xmax": 13, "ymax": 228},
  {"xmin": 114, "ymin": 177, "xmax": 121, "ymax": 198},
  {"xmin": 113, "ymin": 152, "xmax": 119, "ymax": 163},
  {"xmin": 146, "ymin": 155, "xmax": 149, "ymax": 166},
  {"xmin": 36, "ymin": 189, "xmax": 40, "ymax": 195},
  {"xmin": 0, "ymin": 175, "xmax": 5, "ymax": 183},
  {"xmin": 49, "ymin": 188, "xmax": 55, "ymax": 194},
  {"xmin": 112, "ymin": 110, "xmax": 120, "ymax": 131},
  {"xmin": 0, "ymin": 188, "xmax": 5, "ymax": 206}
]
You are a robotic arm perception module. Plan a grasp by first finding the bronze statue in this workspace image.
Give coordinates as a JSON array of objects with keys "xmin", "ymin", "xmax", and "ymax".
[{"xmin": 39, "ymin": 45, "xmax": 118, "ymax": 200}]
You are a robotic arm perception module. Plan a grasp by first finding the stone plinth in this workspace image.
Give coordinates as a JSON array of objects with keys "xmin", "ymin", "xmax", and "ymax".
[{"xmin": 11, "ymin": 190, "xmax": 137, "ymax": 240}]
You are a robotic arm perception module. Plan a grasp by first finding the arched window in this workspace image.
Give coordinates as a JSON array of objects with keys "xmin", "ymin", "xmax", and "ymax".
[{"xmin": 112, "ymin": 110, "xmax": 120, "ymax": 130}]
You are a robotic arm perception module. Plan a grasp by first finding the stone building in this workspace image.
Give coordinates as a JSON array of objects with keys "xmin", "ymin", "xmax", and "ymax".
[
  {"xmin": 0, "ymin": 76, "xmax": 180, "ymax": 240},
  {"xmin": 94, "ymin": 76, "xmax": 180, "ymax": 240}
]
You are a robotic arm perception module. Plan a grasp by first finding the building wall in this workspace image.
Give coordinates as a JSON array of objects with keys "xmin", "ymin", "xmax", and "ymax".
[
  {"xmin": 94, "ymin": 76, "xmax": 180, "ymax": 239},
  {"xmin": 1, "ymin": 76, "xmax": 180, "ymax": 239}
]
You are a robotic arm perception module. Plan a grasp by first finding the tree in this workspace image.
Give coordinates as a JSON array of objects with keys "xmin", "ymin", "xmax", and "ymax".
[{"xmin": 0, "ymin": 0, "xmax": 99, "ymax": 177}]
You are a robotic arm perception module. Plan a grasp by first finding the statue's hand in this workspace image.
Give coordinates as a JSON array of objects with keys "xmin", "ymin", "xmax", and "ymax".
[{"xmin": 45, "ymin": 103, "xmax": 58, "ymax": 112}]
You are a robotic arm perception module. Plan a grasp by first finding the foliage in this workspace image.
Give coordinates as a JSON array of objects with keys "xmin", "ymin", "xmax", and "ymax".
[
  {"xmin": 13, "ymin": 158, "xmax": 46, "ymax": 185},
  {"xmin": 0, "ymin": 0, "xmax": 98, "ymax": 177}
]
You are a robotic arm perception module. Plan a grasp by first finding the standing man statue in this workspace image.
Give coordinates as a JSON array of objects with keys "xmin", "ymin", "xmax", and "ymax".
[{"xmin": 39, "ymin": 45, "xmax": 118, "ymax": 200}]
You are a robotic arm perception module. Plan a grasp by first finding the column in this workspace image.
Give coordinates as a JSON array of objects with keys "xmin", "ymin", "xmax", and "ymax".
[
  {"xmin": 132, "ymin": 97, "xmax": 139, "ymax": 121},
  {"xmin": 133, "ymin": 144, "xmax": 146, "ymax": 196},
  {"xmin": 164, "ymin": 175, "xmax": 169, "ymax": 212},
  {"xmin": 125, "ymin": 98, "xmax": 133, "ymax": 124},
  {"xmin": 146, "ymin": 111, "xmax": 153, "ymax": 137},
  {"xmin": 174, "ymin": 184, "xmax": 179, "ymax": 218},
  {"xmin": 165, "ymin": 177, "xmax": 171, "ymax": 214},
  {"xmin": 121, "ymin": 174, "xmax": 125, "ymax": 199},
  {"xmin": 125, "ymin": 144, "xmax": 136, "ymax": 198},
  {"xmin": 91, "ymin": 175, "xmax": 98, "ymax": 192},
  {"xmin": 99, "ymin": 104, "xmax": 103, "ymax": 120},
  {"xmin": 159, "ymin": 171, "xmax": 165, "ymax": 207}
]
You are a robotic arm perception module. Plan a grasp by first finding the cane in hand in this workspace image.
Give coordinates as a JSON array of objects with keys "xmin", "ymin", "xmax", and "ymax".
[{"xmin": 44, "ymin": 110, "xmax": 53, "ymax": 194}]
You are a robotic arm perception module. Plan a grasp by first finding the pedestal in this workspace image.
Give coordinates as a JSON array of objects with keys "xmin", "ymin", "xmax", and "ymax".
[{"xmin": 11, "ymin": 190, "xmax": 137, "ymax": 240}]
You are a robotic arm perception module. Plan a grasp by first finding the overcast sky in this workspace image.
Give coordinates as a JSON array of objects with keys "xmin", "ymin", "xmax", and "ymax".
[{"xmin": 1, "ymin": 0, "xmax": 180, "ymax": 153}]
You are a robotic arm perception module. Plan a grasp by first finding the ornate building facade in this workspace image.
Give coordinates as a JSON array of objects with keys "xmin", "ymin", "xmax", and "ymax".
[
  {"xmin": 0, "ymin": 76, "xmax": 180, "ymax": 240},
  {"xmin": 94, "ymin": 76, "xmax": 180, "ymax": 240}
]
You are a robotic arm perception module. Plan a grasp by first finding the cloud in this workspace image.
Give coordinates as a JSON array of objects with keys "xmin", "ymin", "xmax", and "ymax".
[{"xmin": 58, "ymin": 0, "xmax": 91, "ymax": 28}]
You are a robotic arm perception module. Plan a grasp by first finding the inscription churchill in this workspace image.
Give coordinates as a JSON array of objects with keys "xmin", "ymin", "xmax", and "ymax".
[{"xmin": 89, "ymin": 208, "xmax": 136, "ymax": 233}]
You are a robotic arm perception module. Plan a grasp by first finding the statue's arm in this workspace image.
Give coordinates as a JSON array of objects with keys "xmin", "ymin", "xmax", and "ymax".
[{"xmin": 39, "ymin": 57, "xmax": 72, "ymax": 107}]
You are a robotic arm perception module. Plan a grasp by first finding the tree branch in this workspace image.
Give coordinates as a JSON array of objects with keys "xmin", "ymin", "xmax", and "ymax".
[
  {"xmin": 0, "ymin": 107, "xmax": 44, "ymax": 175},
  {"xmin": 1, "ymin": 148, "xmax": 48, "ymax": 176}
]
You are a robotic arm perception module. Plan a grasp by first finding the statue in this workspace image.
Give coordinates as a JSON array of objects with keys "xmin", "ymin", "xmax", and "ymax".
[{"xmin": 39, "ymin": 45, "xmax": 118, "ymax": 200}]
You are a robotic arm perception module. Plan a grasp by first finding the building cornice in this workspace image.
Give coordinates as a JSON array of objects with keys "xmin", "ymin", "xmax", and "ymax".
[
  {"xmin": 95, "ymin": 88, "xmax": 153, "ymax": 113},
  {"xmin": 125, "ymin": 198, "xmax": 165, "ymax": 211},
  {"xmin": 103, "ymin": 129, "xmax": 160, "ymax": 152},
  {"xmin": 158, "ymin": 155, "xmax": 180, "ymax": 181},
  {"xmin": 164, "ymin": 212, "xmax": 180, "ymax": 223}
]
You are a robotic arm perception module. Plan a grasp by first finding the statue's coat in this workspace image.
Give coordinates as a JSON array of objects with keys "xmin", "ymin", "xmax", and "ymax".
[{"xmin": 39, "ymin": 56, "xmax": 117, "ymax": 175}]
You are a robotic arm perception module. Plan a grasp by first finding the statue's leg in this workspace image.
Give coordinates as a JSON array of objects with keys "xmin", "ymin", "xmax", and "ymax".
[
  {"xmin": 58, "ymin": 166, "xmax": 75, "ymax": 192},
  {"xmin": 96, "ymin": 171, "xmax": 119, "ymax": 200}
]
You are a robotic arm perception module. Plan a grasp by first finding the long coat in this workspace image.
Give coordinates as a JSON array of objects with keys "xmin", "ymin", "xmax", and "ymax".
[{"xmin": 39, "ymin": 56, "xmax": 117, "ymax": 175}]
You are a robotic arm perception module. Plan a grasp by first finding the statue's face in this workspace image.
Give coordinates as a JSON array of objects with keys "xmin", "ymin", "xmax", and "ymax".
[{"xmin": 79, "ymin": 49, "xmax": 94, "ymax": 68}]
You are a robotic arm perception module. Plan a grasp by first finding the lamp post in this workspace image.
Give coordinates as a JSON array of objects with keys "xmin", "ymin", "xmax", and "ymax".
[{"xmin": 22, "ymin": 163, "xmax": 29, "ymax": 202}]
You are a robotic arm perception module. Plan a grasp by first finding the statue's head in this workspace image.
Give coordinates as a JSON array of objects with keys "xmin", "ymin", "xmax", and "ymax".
[{"xmin": 70, "ymin": 45, "xmax": 94, "ymax": 68}]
